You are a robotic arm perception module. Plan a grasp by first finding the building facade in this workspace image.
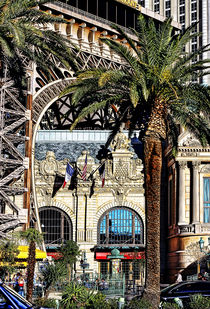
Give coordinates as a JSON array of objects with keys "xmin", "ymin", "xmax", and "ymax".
[
  {"xmin": 0, "ymin": 0, "xmax": 209, "ymax": 285},
  {"xmin": 33, "ymin": 130, "xmax": 146, "ymax": 290}
]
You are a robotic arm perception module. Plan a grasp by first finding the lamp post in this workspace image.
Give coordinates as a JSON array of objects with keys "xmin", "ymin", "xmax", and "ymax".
[
  {"xmin": 80, "ymin": 252, "xmax": 89, "ymax": 280},
  {"xmin": 198, "ymin": 237, "xmax": 210, "ymax": 270}
]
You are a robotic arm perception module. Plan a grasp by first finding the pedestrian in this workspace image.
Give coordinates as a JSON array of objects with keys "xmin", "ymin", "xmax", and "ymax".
[
  {"xmin": 176, "ymin": 271, "xmax": 182, "ymax": 283},
  {"xmin": 18, "ymin": 274, "xmax": 25, "ymax": 297},
  {"xmin": 99, "ymin": 278, "xmax": 108, "ymax": 290},
  {"xmin": 201, "ymin": 272, "xmax": 207, "ymax": 281},
  {"xmin": 86, "ymin": 278, "xmax": 92, "ymax": 288},
  {"xmin": 198, "ymin": 272, "xmax": 203, "ymax": 280},
  {"xmin": 13, "ymin": 273, "xmax": 20, "ymax": 292}
]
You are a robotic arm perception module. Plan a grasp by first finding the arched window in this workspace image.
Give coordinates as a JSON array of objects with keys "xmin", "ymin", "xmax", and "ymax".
[
  {"xmin": 98, "ymin": 207, "xmax": 143, "ymax": 245},
  {"xmin": 39, "ymin": 207, "xmax": 73, "ymax": 245}
]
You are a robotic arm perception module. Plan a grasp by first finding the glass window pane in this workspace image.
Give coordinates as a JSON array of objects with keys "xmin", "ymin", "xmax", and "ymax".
[
  {"xmin": 204, "ymin": 178, "xmax": 210, "ymax": 223},
  {"xmin": 99, "ymin": 207, "xmax": 143, "ymax": 244}
]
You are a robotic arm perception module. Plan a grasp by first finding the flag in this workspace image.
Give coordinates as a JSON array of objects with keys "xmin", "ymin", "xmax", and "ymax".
[
  {"xmin": 99, "ymin": 163, "xmax": 105, "ymax": 187},
  {"xmin": 81, "ymin": 154, "xmax": 87, "ymax": 180},
  {"xmin": 63, "ymin": 163, "xmax": 74, "ymax": 188}
]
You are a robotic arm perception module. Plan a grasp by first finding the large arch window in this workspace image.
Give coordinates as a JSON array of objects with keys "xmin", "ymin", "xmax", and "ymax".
[
  {"xmin": 98, "ymin": 207, "xmax": 143, "ymax": 245},
  {"xmin": 39, "ymin": 207, "xmax": 73, "ymax": 245}
]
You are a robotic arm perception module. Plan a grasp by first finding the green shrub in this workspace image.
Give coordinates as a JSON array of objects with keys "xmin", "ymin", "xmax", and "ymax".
[
  {"xmin": 160, "ymin": 302, "xmax": 180, "ymax": 309},
  {"xmin": 107, "ymin": 298, "xmax": 119, "ymax": 309},
  {"xmin": 60, "ymin": 282, "xmax": 88, "ymax": 308},
  {"xmin": 188, "ymin": 294, "xmax": 210, "ymax": 309},
  {"xmin": 60, "ymin": 282, "xmax": 113, "ymax": 309},
  {"xmin": 34, "ymin": 297, "xmax": 58, "ymax": 308},
  {"xmin": 126, "ymin": 297, "xmax": 152, "ymax": 309},
  {"xmin": 85, "ymin": 291, "xmax": 110, "ymax": 309}
]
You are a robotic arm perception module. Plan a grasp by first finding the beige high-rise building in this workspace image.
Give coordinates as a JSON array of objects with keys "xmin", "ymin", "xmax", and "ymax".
[{"xmin": 140, "ymin": 0, "xmax": 210, "ymax": 85}]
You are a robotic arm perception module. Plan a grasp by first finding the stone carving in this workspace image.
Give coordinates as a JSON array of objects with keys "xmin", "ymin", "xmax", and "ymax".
[
  {"xmin": 192, "ymin": 161, "xmax": 201, "ymax": 170},
  {"xmin": 200, "ymin": 164, "xmax": 210, "ymax": 173},
  {"xmin": 110, "ymin": 129, "xmax": 130, "ymax": 151},
  {"xmin": 179, "ymin": 132, "xmax": 202, "ymax": 147},
  {"xmin": 178, "ymin": 161, "xmax": 187, "ymax": 169},
  {"xmin": 34, "ymin": 136, "xmax": 144, "ymax": 207},
  {"xmin": 39, "ymin": 151, "xmax": 58, "ymax": 176},
  {"xmin": 110, "ymin": 187, "xmax": 131, "ymax": 205}
]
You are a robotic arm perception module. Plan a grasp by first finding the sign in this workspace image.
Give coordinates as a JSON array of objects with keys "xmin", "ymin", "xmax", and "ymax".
[
  {"xmin": 47, "ymin": 252, "xmax": 62, "ymax": 260},
  {"xmin": 96, "ymin": 251, "xmax": 145, "ymax": 260},
  {"xmin": 115, "ymin": 0, "xmax": 141, "ymax": 11}
]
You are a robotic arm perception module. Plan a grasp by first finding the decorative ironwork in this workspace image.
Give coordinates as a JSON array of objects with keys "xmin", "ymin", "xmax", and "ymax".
[
  {"xmin": 39, "ymin": 206, "xmax": 73, "ymax": 246},
  {"xmin": 33, "ymin": 46, "xmax": 127, "ymax": 130}
]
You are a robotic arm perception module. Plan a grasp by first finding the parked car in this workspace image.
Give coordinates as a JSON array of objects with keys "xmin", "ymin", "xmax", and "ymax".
[
  {"xmin": 0, "ymin": 283, "xmax": 49, "ymax": 309},
  {"xmin": 159, "ymin": 280, "xmax": 210, "ymax": 308}
]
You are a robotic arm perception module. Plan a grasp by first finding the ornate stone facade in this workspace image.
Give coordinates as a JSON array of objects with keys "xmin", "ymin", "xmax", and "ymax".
[
  {"xmin": 167, "ymin": 131, "xmax": 210, "ymax": 282},
  {"xmin": 34, "ymin": 131, "xmax": 145, "ymax": 277}
]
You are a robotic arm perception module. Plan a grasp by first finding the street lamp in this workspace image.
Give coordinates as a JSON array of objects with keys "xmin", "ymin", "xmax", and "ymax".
[
  {"xmin": 198, "ymin": 237, "xmax": 210, "ymax": 270},
  {"xmin": 199, "ymin": 237, "xmax": 210, "ymax": 253},
  {"xmin": 80, "ymin": 252, "xmax": 89, "ymax": 280}
]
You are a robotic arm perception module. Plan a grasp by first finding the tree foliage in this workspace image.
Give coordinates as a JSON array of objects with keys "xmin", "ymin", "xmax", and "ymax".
[
  {"xmin": 59, "ymin": 240, "xmax": 81, "ymax": 281},
  {"xmin": 60, "ymin": 240, "xmax": 81, "ymax": 266},
  {"xmin": 0, "ymin": 0, "xmax": 78, "ymax": 87},
  {"xmin": 40, "ymin": 261, "xmax": 67, "ymax": 298},
  {"xmin": 61, "ymin": 15, "xmax": 210, "ymax": 147},
  {"xmin": 0, "ymin": 239, "xmax": 20, "ymax": 279}
]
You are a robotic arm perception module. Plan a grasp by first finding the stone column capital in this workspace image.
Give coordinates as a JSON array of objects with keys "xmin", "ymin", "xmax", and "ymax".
[
  {"xmin": 192, "ymin": 161, "xmax": 201, "ymax": 169},
  {"xmin": 178, "ymin": 161, "xmax": 187, "ymax": 169}
]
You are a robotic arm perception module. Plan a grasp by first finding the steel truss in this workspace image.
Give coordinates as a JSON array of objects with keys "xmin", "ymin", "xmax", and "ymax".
[{"xmin": 0, "ymin": 78, "xmax": 28, "ymax": 237}]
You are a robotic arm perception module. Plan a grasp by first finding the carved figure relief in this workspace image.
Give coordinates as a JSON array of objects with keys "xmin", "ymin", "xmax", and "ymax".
[{"xmin": 110, "ymin": 129, "xmax": 130, "ymax": 151}]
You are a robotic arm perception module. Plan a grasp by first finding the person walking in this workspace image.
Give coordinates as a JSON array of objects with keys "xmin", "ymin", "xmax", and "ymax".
[
  {"xmin": 176, "ymin": 271, "xmax": 182, "ymax": 283},
  {"xmin": 18, "ymin": 275, "xmax": 25, "ymax": 297}
]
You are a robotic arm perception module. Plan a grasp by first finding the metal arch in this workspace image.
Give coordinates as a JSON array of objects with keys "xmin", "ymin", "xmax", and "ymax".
[
  {"xmin": 33, "ymin": 48, "xmax": 127, "ymax": 130},
  {"xmin": 97, "ymin": 206, "xmax": 144, "ymax": 246}
]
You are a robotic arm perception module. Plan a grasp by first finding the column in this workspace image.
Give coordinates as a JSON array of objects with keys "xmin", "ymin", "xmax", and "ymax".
[
  {"xmin": 178, "ymin": 161, "xmax": 187, "ymax": 225},
  {"xmin": 192, "ymin": 161, "xmax": 200, "ymax": 224},
  {"xmin": 89, "ymin": 27, "xmax": 97, "ymax": 51}
]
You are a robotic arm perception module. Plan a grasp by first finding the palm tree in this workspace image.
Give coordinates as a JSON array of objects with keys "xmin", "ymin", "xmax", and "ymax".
[
  {"xmin": 18, "ymin": 228, "xmax": 44, "ymax": 302},
  {"xmin": 60, "ymin": 15, "xmax": 210, "ymax": 306},
  {"xmin": 0, "ymin": 0, "xmax": 78, "ymax": 85},
  {"xmin": 59, "ymin": 240, "xmax": 81, "ymax": 281}
]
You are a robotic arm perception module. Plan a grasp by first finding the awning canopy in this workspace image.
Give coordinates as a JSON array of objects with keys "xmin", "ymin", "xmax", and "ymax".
[
  {"xmin": 0, "ymin": 246, "xmax": 46, "ymax": 268},
  {"xmin": 17, "ymin": 246, "xmax": 47, "ymax": 260}
]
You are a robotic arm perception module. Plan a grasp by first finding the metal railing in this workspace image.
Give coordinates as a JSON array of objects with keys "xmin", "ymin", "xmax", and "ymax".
[{"xmin": 48, "ymin": 1, "xmax": 135, "ymax": 36}]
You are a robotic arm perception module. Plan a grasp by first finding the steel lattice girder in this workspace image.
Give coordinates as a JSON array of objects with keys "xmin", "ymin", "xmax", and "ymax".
[{"xmin": 0, "ymin": 79, "xmax": 28, "ymax": 236}]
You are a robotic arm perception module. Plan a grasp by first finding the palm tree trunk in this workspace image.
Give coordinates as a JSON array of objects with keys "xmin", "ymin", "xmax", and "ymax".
[
  {"xmin": 26, "ymin": 241, "xmax": 36, "ymax": 302},
  {"xmin": 143, "ymin": 136, "xmax": 162, "ymax": 307}
]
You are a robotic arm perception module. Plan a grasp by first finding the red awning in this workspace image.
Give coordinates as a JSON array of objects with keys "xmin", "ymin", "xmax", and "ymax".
[{"xmin": 96, "ymin": 251, "xmax": 145, "ymax": 260}]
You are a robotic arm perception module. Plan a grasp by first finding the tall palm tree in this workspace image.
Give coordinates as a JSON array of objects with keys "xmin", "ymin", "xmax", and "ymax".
[
  {"xmin": 0, "ymin": 0, "xmax": 78, "ymax": 85},
  {"xmin": 18, "ymin": 228, "xmax": 43, "ymax": 302},
  {"xmin": 60, "ymin": 15, "xmax": 210, "ymax": 306}
]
